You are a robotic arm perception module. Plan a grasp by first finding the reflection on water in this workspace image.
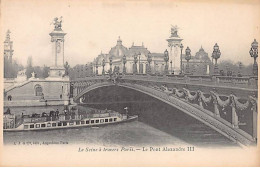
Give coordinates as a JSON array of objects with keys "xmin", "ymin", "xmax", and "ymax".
[
  {"xmin": 85, "ymin": 102, "xmax": 238, "ymax": 148},
  {"xmin": 4, "ymin": 121, "xmax": 188, "ymax": 147}
]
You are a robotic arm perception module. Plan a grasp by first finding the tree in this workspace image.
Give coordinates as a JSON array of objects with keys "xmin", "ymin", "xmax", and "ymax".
[
  {"xmin": 218, "ymin": 60, "xmax": 254, "ymax": 77},
  {"xmin": 42, "ymin": 65, "xmax": 49, "ymax": 78},
  {"xmin": 33, "ymin": 66, "xmax": 43, "ymax": 78},
  {"xmin": 4, "ymin": 57, "xmax": 23, "ymax": 78},
  {"xmin": 25, "ymin": 56, "xmax": 34, "ymax": 78}
]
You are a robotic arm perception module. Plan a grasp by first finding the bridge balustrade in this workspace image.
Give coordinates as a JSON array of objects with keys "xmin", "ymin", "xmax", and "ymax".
[{"xmin": 101, "ymin": 74, "xmax": 257, "ymax": 89}]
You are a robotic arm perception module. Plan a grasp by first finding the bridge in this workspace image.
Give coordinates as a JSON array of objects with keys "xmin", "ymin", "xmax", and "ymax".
[{"xmin": 71, "ymin": 74, "xmax": 258, "ymax": 147}]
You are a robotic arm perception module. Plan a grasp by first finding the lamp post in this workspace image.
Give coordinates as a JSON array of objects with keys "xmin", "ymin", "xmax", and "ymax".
[
  {"xmin": 95, "ymin": 60, "xmax": 98, "ymax": 75},
  {"xmin": 212, "ymin": 43, "xmax": 221, "ymax": 75},
  {"xmin": 147, "ymin": 52, "xmax": 152, "ymax": 75},
  {"xmin": 85, "ymin": 64, "xmax": 89, "ymax": 77},
  {"xmin": 133, "ymin": 54, "xmax": 138, "ymax": 74},
  {"xmin": 170, "ymin": 60, "xmax": 173, "ymax": 74},
  {"xmin": 109, "ymin": 55, "xmax": 113, "ymax": 74},
  {"xmin": 102, "ymin": 58, "xmax": 105, "ymax": 75},
  {"xmin": 138, "ymin": 52, "xmax": 141, "ymax": 74},
  {"xmin": 180, "ymin": 43, "xmax": 184, "ymax": 74},
  {"xmin": 225, "ymin": 64, "xmax": 229, "ymax": 76},
  {"xmin": 122, "ymin": 55, "xmax": 127, "ymax": 74},
  {"xmin": 164, "ymin": 49, "xmax": 169, "ymax": 75},
  {"xmin": 249, "ymin": 39, "xmax": 258, "ymax": 76},
  {"xmin": 185, "ymin": 47, "xmax": 191, "ymax": 75},
  {"xmin": 238, "ymin": 62, "xmax": 242, "ymax": 77},
  {"xmin": 89, "ymin": 62, "xmax": 93, "ymax": 76}
]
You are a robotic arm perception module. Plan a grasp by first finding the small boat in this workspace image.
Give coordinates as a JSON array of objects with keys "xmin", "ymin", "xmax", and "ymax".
[{"xmin": 3, "ymin": 105, "xmax": 138, "ymax": 132}]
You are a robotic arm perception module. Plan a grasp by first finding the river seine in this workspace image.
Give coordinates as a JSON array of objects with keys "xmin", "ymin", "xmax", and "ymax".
[{"xmin": 4, "ymin": 102, "xmax": 238, "ymax": 148}]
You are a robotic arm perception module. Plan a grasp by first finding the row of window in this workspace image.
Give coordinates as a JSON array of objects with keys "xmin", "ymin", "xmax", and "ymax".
[{"xmin": 24, "ymin": 117, "xmax": 117, "ymax": 129}]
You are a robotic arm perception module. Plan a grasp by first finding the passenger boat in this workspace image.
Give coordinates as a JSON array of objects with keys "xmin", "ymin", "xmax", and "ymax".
[{"xmin": 3, "ymin": 105, "xmax": 138, "ymax": 132}]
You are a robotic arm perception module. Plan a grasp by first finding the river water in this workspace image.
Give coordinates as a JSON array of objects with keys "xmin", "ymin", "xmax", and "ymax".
[{"xmin": 3, "ymin": 103, "xmax": 238, "ymax": 148}]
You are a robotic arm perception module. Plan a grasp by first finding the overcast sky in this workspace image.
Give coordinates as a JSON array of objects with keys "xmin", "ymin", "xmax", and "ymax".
[{"xmin": 1, "ymin": 0, "xmax": 260, "ymax": 67}]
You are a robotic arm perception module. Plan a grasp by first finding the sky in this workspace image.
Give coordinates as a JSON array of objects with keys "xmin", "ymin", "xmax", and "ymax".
[{"xmin": 1, "ymin": 0, "xmax": 260, "ymax": 67}]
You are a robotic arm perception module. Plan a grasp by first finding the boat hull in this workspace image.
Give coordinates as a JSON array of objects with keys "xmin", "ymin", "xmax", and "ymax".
[{"xmin": 3, "ymin": 115, "xmax": 138, "ymax": 132}]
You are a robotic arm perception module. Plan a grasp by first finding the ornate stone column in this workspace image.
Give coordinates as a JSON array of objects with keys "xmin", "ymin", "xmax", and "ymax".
[{"xmin": 166, "ymin": 25, "xmax": 183, "ymax": 74}]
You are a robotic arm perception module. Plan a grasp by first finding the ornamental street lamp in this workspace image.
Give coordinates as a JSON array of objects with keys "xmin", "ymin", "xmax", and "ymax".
[
  {"xmin": 95, "ymin": 60, "xmax": 98, "ymax": 75},
  {"xmin": 109, "ymin": 55, "xmax": 113, "ymax": 74},
  {"xmin": 133, "ymin": 53, "xmax": 138, "ymax": 74},
  {"xmin": 147, "ymin": 52, "xmax": 152, "ymax": 75},
  {"xmin": 238, "ymin": 62, "xmax": 243, "ymax": 77},
  {"xmin": 90, "ymin": 62, "xmax": 95, "ymax": 76},
  {"xmin": 122, "ymin": 55, "xmax": 127, "ymax": 74},
  {"xmin": 138, "ymin": 52, "xmax": 141, "ymax": 74},
  {"xmin": 212, "ymin": 43, "xmax": 221, "ymax": 75},
  {"xmin": 192, "ymin": 65, "xmax": 196, "ymax": 75},
  {"xmin": 185, "ymin": 46, "xmax": 191, "ymax": 74},
  {"xmin": 85, "ymin": 64, "xmax": 88, "ymax": 77},
  {"xmin": 89, "ymin": 63, "xmax": 93, "ymax": 76},
  {"xmin": 170, "ymin": 60, "xmax": 173, "ymax": 74},
  {"xmin": 180, "ymin": 43, "xmax": 184, "ymax": 74},
  {"xmin": 249, "ymin": 39, "xmax": 258, "ymax": 76},
  {"xmin": 102, "ymin": 58, "xmax": 105, "ymax": 75},
  {"xmin": 164, "ymin": 49, "xmax": 169, "ymax": 75},
  {"xmin": 225, "ymin": 64, "xmax": 229, "ymax": 76}
]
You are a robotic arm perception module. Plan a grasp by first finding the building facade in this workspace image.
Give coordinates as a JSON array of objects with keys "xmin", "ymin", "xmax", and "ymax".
[
  {"xmin": 93, "ymin": 37, "xmax": 166, "ymax": 75},
  {"xmin": 182, "ymin": 46, "xmax": 212, "ymax": 75}
]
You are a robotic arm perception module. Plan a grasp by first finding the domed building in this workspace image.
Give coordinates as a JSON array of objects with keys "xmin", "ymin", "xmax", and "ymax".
[
  {"xmin": 182, "ymin": 46, "xmax": 212, "ymax": 75},
  {"xmin": 108, "ymin": 37, "xmax": 128, "ymax": 58},
  {"xmin": 93, "ymin": 37, "xmax": 166, "ymax": 74}
]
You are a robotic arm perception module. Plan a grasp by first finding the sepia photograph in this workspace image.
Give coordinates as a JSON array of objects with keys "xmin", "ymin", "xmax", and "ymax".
[{"xmin": 1, "ymin": 0, "xmax": 259, "ymax": 167}]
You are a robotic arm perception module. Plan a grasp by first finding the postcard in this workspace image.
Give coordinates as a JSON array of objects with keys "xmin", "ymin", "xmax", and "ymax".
[{"xmin": 1, "ymin": 0, "xmax": 259, "ymax": 167}]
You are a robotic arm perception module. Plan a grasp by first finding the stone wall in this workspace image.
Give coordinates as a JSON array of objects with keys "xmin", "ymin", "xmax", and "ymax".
[
  {"xmin": 4, "ymin": 79, "xmax": 70, "ymax": 101},
  {"xmin": 4, "ymin": 79, "xmax": 16, "ymax": 89}
]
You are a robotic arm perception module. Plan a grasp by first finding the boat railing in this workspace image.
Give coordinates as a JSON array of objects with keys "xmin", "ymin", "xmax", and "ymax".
[
  {"xmin": 80, "ymin": 112, "xmax": 121, "ymax": 119},
  {"xmin": 4, "ymin": 111, "xmax": 123, "ymax": 129},
  {"xmin": 60, "ymin": 114, "xmax": 82, "ymax": 121}
]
